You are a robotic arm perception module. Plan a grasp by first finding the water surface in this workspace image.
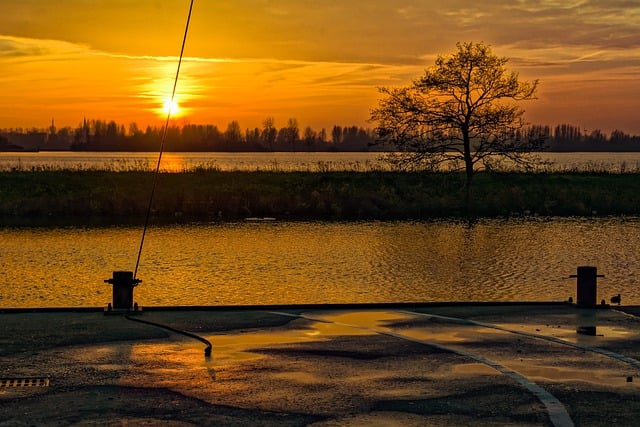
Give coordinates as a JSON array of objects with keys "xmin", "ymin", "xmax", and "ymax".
[
  {"xmin": 1, "ymin": 218, "xmax": 638, "ymax": 308},
  {"xmin": 3, "ymin": 151, "xmax": 640, "ymax": 172}
]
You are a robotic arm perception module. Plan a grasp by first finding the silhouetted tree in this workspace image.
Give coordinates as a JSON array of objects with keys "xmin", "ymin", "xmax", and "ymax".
[
  {"xmin": 610, "ymin": 129, "xmax": 629, "ymax": 144},
  {"xmin": 318, "ymin": 128, "xmax": 327, "ymax": 144},
  {"xmin": 587, "ymin": 129, "xmax": 606, "ymax": 144},
  {"xmin": 224, "ymin": 121, "xmax": 243, "ymax": 146},
  {"xmin": 331, "ymin": 125, "xmax": 342, "ymax": 145},
  {"xmin": 128, "ymin": 122, "xmax": 141, "ymax": 137},
  {"xmin": 303, "ymin": 126, "xmax": 316, "ymax": 148},
  {"xmin": 285, "ymin": 118, "xmax": 299, "ymax": 152},
  {"xmin": 245, "ymin": 127, "xmax": 263, "ymax": 150},
  {"xmin": 554, "ymin": 124, "xmax": 582, "ymax": 144},
  {"xmin": 261, "ymin": 117, "xmax": 277, "ymax": 150},
  {"xmin": 371, "ymin": 42, "xmax": 540, "ymax": 186}
]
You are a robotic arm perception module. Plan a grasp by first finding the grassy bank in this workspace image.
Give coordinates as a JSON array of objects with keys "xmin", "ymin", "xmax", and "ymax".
[{"xmin": 1, "ymin": 170, "xmax": 639, "ymax": 225}]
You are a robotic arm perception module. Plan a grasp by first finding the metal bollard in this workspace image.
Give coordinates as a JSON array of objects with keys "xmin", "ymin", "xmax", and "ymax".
[
  {"xmin": 569, "ymin": 266, "xmax": 604, "ymax": 308},
  {"xmin": 104, "ymin": 271, "xmax": 142, "ymax": 311}
]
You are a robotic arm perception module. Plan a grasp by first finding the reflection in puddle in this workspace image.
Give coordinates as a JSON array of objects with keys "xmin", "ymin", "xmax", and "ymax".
[
  {"xmin": 453, "ymin": 361, "xmax": 633, "ymax": 387},
  {"xmin": 480, "ymin": 316, "xmax": 638, "ymax": 343},
  {"xmin": 595, "ymin": 326, "xmax": 636, "ymax": 338},
  {"xmin": 394, "ymin": 325, "xmax": 638, "ymax": 389},
  {"xmin": 273, "ymin": 371, "xmax": 321, "ymax": 384},
  {"xmin": 314, "ymin": 310, "xmax": 412, "ymax": 327},
  {"xmin": 453, "ymin": 363, "xmax": 496, "ymax": 375},
  {"xmin": 509, "ymin": 362, "xmax": 634, "ymax": 386},
  {"xmin": 68, "ymin": 345, "xmax": 122, "ymax": 363},
  {"xmin": 124, "ymin": 316, "xmax": 381, "ymax": 386}
]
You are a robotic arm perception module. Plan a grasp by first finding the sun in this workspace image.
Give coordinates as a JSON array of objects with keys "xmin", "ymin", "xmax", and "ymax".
[{"xmin": 162, "ymin": 98, "xmax": 180, "ymax": 116}]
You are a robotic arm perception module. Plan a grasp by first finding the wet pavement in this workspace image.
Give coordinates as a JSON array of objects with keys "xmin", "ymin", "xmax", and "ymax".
[{"xmin": 1, "ymin": 304, "xmax": 640, "ymax": 426}]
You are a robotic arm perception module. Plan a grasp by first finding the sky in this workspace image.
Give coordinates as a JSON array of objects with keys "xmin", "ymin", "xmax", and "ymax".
[{"xmin": 1, "ymin": 1, "xmax": 639, "ymax": 135}]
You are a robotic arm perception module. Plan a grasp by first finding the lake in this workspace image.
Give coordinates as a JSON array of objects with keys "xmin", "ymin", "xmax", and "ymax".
[
  {"xmin": 2, "ymin": 151, "xmax": 640, "ymax": 172},
  {"xmin": 1, "ymin": 218, "xmax": 638, "ymax": 308}
]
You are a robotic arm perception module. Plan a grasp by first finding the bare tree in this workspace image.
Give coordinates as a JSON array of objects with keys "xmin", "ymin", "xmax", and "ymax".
[
  {"xmin": 371, "ymin": 42, "xmax": 541, "ymax": 186},
  {"xmin": 303, "ymin": 126, "xmax": 316, "ymax": 147},
  {"xmin": 224, "ymin": 120, "xmax": 243, "ymax": 145},
  {"xmin": 261, "ymin": 116, "xmax": 277, "ymax": 150},
  {"xmin": 285, "ymin": 117, "xmax": 299, "ymax": 152}
]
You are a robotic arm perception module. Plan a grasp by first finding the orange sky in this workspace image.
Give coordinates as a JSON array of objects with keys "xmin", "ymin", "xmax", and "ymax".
[{"xmin": 1, "ymin": 1, "xmax": 640, "ymax": 135}]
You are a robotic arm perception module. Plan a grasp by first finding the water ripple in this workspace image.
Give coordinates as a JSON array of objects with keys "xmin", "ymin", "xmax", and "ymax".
[{"xmin": 1, "ymin": 218, "xmax": 639, "ymax": 307}]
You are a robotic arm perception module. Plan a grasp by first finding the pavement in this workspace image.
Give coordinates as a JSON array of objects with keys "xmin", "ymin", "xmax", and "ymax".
[{"xmin": 1, "ymin": 304, "xmax": 640, "ymax": 426}]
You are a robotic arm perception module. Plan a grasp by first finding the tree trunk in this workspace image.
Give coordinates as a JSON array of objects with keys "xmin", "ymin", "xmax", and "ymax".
[
  {"xmin": 462, "ymin": 128, "xmax": 474, "ymax": 217},
  {"xmin": 462, "ymin": 129, "xmax": 473, "ymax": 187}
]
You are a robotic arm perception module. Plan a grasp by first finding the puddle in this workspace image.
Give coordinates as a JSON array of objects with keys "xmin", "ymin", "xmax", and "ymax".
[
  {"xmin": 94, "ymin": 363, "xmax": 128, "ymax": 371},
  {"xmin": 45, "ymin": 314, "xmax": 381, "ymax": 393},
  {"xmin": 395, "ymin": 325, "xmax": 638, "ymax": 388},
  {"xmin": 68, "ymin": 345, "xmax": 123, "ymax": 363},
  {"xmin": 313, "ymin": 311, "xmax": 413, "ymax": 328},
  {"xmin": 453, "ymin": 363, "xmax": 497, "ymax": 375},
  {"xmin": 584, "ymin": 325, "xmax": 636, "ymax": 339},
  {"xmin": 273, "ymin": 371, "xmax": 321, "ymax": 384},
  {"xmin": 451, "ymin": 359, "xmax": 636, "ymax": 387},
  {"xmin": 396, "ymin": 325, "xmax": 508, "ymax": 344},
  {"xmin": 124, "ymin": 315, "xmax": 382, "ymax": 384},
  {"xmin": 509, "ymin": 362, "xmax": 638, "ymax": 387}
]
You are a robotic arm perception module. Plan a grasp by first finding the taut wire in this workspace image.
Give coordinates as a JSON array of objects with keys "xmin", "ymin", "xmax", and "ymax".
[{"xmin": 134, "ymin": 0, "xmax": 194, "ymax": 279}]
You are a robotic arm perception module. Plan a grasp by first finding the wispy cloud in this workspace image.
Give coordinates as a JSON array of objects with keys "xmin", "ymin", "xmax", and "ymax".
[{"xmin": 0, "ymin": 35, "xmax": 87, "ymax": 60}]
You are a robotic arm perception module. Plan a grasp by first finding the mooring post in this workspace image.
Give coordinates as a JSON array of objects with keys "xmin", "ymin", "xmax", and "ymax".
[
  {"xmin": 570, "ymin": 266, "xmax": 605, "ymax": 335},
  {"xmin": 569, "ymin": 266, "xmax": 604, "ymax": 308},
  {"xmin": 104, "ymin": 271, "xmax": 142, "ymax": 312}
]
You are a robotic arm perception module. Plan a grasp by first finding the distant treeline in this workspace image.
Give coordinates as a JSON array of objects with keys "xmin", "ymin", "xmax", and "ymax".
[
  {"xmin": 525, "ymin": 124, "xmax": 640, "ymax": 152},
  {"xmin": 2, "ymin": 119, "xmax": 640, "ymax": 152},
  {"xmin": 0, "ymin": 118, "xmax": 379, "ymax": 152}
]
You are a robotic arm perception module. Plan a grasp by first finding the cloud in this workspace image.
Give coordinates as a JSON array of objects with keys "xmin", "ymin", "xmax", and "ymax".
[
  {"xmin": 0, "ymin": 37, "xmax": 44, "ymax": 57},
  {"xmin": 3, "ymin": 1, "xmax": 640, "ymax": 65},
  {"xmin": 0, "ymin": 35, "xmax": 87, "ymax": 60}
]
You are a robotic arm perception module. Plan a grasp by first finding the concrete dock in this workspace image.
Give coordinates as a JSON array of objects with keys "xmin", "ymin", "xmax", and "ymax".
[{"xmin": 1, "ymin": 304, "xmax": 639, "ymax": 426}]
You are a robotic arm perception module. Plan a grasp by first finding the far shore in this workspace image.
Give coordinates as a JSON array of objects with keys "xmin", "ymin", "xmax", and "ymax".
[{"xmin": 1, "ymin": 170, "xmax": 639, "ymax": 225}]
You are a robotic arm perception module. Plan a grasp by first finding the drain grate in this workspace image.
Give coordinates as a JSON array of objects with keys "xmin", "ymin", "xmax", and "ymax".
[{"xmin": 0, "ymin": 378, "xmax": 50, "ymax": 388}]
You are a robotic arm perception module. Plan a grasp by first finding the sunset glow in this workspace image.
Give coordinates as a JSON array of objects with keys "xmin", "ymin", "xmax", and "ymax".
[
  {"xmin": 162, "ymin": 99, "xmax": 180, "ymax": 118},
  {"xmin": 1, "ymin": 1, "xmax": 640, "ymax": 134}
]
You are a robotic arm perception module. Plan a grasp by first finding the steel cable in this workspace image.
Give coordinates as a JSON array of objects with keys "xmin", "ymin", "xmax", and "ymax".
[{"xmin": 134, "ymin": 0, "xmax": 195, "ymax": 279}]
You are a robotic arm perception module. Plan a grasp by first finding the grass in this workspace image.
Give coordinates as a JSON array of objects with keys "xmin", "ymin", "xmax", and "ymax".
[{"xmin": 1, "ymin": 169, "xmax": 639, "ymax": 225}]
